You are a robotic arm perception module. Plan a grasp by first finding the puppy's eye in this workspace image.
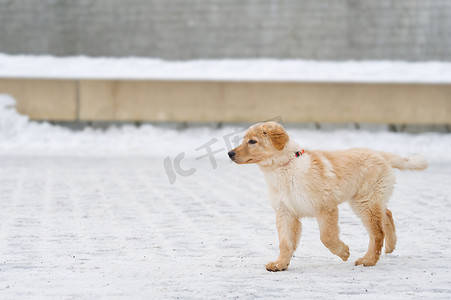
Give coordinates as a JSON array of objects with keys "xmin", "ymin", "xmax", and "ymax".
[{"xmin": 248, "ymin": 139, "xmax": 257, "ymax": 144}]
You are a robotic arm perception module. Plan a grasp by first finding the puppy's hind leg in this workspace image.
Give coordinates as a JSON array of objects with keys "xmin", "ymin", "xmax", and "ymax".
[
  {"xmin": 266, "ymin": 205, "xmax": 301, "ymax": 272},
  {"xmin": 317, "ymin": 206, "xmax": 350, "ymax": 261},
  {"xmin": 383, "ymin": 208, "xmax": 397, "ymax": 254},
  {"xmin": 352, "ymin": 200, "xmax": 385, "ymax": 267}
]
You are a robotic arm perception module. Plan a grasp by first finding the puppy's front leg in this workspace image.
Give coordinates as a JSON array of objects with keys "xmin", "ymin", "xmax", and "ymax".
[{"xmin": 266, "ymin": 207, "xmax": 301, "ymax": 272}]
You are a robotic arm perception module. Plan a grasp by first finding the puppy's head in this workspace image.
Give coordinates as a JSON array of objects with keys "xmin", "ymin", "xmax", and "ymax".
[{"xmin": 228, "ymin": 121, "xmax": 289, "ymax": 165}]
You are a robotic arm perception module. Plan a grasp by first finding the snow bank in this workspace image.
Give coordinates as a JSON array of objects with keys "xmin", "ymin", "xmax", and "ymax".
[
  {"xmin": 0, "ymin": 94, "xmax": 450, "ymax": 162},
  {"xmin": 1, "ymin": 53, "xmax": 451, "ymax": 83},
  {"xmin": 0, "ymin": 94, "xmax": 28, "ymax": 139}
]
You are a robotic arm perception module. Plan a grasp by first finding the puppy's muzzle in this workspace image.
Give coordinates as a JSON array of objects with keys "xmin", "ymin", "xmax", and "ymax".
[{"xmin": 228, "ymin": 151, "xmax": 236, "ymax": 160}]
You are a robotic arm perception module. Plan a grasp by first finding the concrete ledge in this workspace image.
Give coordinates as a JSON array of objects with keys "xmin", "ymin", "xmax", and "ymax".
[
  {"xmin": 79, "ymin": 80, "xmax": 223, "ymax": 121},
  {"xmin": 1, "ymin": 78, "xmax": 450, "ymax": 124},
  {"xmin": 0, "ymin": 78, "xmax": 77, "ymax": 121},
  {"xmin": 223, "ymin": 82, "xmax": 451, "ymax": 124}
]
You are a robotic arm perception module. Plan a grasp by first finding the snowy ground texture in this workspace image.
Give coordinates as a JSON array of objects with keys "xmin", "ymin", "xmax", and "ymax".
[{"xmin": 0, "ymin": 95, "xmax": 451, "ymax": 299}]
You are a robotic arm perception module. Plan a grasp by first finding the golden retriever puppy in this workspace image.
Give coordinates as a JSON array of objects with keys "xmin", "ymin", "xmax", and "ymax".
[{"xmin": 228, "ymin": 121, "xmax": 427, "ymax": 271}]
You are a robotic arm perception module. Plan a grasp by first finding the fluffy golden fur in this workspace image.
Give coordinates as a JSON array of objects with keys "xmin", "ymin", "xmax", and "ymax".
[{"xmin": 228, "ymin": 122, "xmax": 427, "ymax": 271}]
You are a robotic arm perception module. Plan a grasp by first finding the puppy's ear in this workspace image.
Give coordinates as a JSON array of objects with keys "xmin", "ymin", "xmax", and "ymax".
[{"xmin": 265, "ymin": 122, "xmax": 289, "ymax": 150}]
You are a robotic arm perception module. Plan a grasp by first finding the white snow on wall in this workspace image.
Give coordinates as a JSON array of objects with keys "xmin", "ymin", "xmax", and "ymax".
[{"xmin": 1, "ymin": 53, "xmax": 451, "ymax": 83}]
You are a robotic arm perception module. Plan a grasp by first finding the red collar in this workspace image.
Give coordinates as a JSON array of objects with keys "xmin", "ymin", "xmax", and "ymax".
[
  {"xmin": 281, "ymin": 149, "xmax": 305, "ymax": 167},
  {"xmin": 295, "ymin": 149, "xmax": 305, "ymax": 157}
]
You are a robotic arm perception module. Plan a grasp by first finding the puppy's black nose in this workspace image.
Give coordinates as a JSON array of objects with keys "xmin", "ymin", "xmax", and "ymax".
[{"xmin": 228, "ymin": 151, "xmax": 236, "ymax": 159}]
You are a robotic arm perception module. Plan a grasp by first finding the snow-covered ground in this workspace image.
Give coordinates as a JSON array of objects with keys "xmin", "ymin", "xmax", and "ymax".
[
  {"xmin": 0, "ymin": 95, "xmax": 451, "ymax": 298},
  {"xmin": 1, "ymin": 53, "xmax": 451, "ymax": 83},
  {"xmin": 0, "ymin": 156, "xmax": 450, "ymax": 299}
]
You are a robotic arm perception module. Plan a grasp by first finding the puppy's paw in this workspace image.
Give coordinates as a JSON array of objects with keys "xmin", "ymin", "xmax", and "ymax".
[
  {"xmin": 385, "ymin": 247, "xmax": 395, "ymax": 254},
  {"xmin": 265, "ymin": 261, "xmax": 288, "ymax": 272},
  {"xmin": 355, "ymin": 255, "xmax": 377, "ymax": 267},
  {"xmin": 339, "ymin": 245, "xmax": 350, "ymax": 261}
]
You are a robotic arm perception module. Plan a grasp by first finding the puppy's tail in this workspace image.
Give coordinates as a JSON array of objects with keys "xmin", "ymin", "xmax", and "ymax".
[{"xmin": 381, "ymin": 152, "xmax": 428, "ymax": 171}]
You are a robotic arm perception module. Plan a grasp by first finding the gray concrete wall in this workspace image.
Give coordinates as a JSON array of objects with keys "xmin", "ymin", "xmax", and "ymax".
[{"xmin": 0, "ymin": 0, "xmax": 450, "ymax": 61}]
